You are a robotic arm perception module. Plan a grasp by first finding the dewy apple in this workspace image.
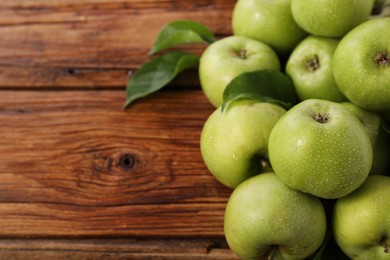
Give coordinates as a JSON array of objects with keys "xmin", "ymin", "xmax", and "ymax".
[
  {"xmin": 199, "ymin": 35, "xmax": 280, "ymax": 108},
  {"xmin": 268, "ymin": 99, "xmax": 373, "ymax": 199},
  {"xmin": 333, "ymin": 175, "xmax": 390, "ymax": 259},
  {"xmin": 224, "ymin": 173, "xmax": 327, "ymax": 259},
  {"xmin": 232, "ymin": 0, "xmax": 306, "ymax": 56},
  {"xmin": 291, "ymin": 0, "xmax": 375, "ymax": 37},
  {"xmin": 286, "ymin": 35, "xmax": 346, "ymax": 102},
  {"xmin": 200, "ymin": 99, "xmax": 286, "ymax": 188},
  {"xmin": 333, "ymin": 18, "xmax": 390, "ymax": 111}
]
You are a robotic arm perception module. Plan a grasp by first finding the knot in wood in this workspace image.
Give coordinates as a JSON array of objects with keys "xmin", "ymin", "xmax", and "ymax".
[{"xmin": 119, "ymin": 153, "xmax": 137, "ymax": 169}]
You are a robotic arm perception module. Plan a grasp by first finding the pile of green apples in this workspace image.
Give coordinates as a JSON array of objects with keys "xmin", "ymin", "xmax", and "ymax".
[{"xmin": 199, "ymin": 0, "xmax": 390, "ymax": 259}]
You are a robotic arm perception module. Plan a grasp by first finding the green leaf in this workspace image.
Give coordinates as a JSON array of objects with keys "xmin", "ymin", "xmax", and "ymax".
[
  {"xmin": 149, "ymin": 20, "xmax": 216, "ymax": 55},
  {"xmin": 221, "ymin": 69, "xmax": 298, "ymax": 112},
  {"xmin": 123, "ymin": 51, "xmax": 199, "ymax": 109}
]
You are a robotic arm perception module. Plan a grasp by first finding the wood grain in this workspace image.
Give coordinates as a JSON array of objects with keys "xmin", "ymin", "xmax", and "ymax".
[
  {"xmin": 0, "ymin": 66, "xmax": 200, "ymax": 89},
  {"xmin": 0, "ymin": 238, "xmax": 239, "ymax": 259},
  {"xmin": 0, "ymin": 0, "xmax": 235, "ymax": 89},
  {"xmin": 0, "ymin": 0, "xmax": 238, "ymax": 257},
  {"xmin": 0, "ymin": 90, "xmax": 232, "ymax": 237}
]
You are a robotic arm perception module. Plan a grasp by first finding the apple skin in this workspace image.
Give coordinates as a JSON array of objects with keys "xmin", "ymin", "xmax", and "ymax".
[
  {"xmin": 286, "ymin": 36, "xmax": 346, "ymax": 102},
  {"xmin": 341, "ymin": 102, "xmax": 390, "ymax": 175},
  {"xmin": 232, "ymin": 0, "xmax": 307, "ymax": 56},
  {"xmin": 333, "ymin": 175, "xmax": 390, "ymax": 259},
  {"xmin": 268, "ymin": 99, "xmax": 373, "ymax": 199},
  {"xmin": 224, "ymin": 172, "xmax": 327, "ymax": 259},
  {"xmin": 199, "ymin": 35, "xmax": 280, "ymax": 108},
  {"xmin": 333, "ymin": 18, "xmax": 390, "ymax": 111},
  {"xmin": 340, "ymin": 102, "xmax": 381, "ymax": 145},
  {"xmin": 291, "ymin": 0, "xmax": 375, "ymax": 37},
  {"xmin": 200, "ymin": 100, "xmax": 286, "ymax": 188}
]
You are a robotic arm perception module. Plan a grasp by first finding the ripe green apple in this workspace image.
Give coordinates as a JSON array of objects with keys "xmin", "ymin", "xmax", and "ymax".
[
  {"xmin": 224, "ymin": 172, "xmax": 327, "ymax": 259},
  {"xmin": 200, "ymin": 100, "xmax": 286, "ymax": 188},
  {"xmin": 268, "ymin": 99, "xmax": 373, "ymax": 199},
  {"xmin": 333, "ymin": 175, "xmax": 390, "ymax": 259},
  {"xmin": 286, "ymin": 35, "xmax": 346, "ymax": 102},
  {"xmin": 340, "ymin": 102, "xmax": 381, "ymax": 145},
  {"xmin": 333, "ymin": 18, "xmax": 390, "ymax": 111},
  {"xmin": 199, "ymin": 35, "xmax": 280, "ymax": 108},
  {"xmin": 232, "ymin": 0, "xmax": 307, "ymax": 56},
  {"xmin": 291, "ymin": 0, "xmax": 375, "ymax": 37},
  {"xmin": 341, "ymin": 102, "xmax": 390, "ymax": 175}
]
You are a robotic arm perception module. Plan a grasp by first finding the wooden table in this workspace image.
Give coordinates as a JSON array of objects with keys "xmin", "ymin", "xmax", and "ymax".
[{"xmin": 0, "ymin": 0, "xmax": 239, "ymax": 258}]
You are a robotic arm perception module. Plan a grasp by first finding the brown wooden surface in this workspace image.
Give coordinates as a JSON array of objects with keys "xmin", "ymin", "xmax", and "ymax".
[
  {"xmin": 0, "ymin": 238, "xmax": 238, "ymax": 259},
  {"xmin": 0, "ymin": 0, "xmax": 238, "ymax": 258},
  {"xmin": 0, "ymin": 0, "xmax": 233, "ymax": 88}
]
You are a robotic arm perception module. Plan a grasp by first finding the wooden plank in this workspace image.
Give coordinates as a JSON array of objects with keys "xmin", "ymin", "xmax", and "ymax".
[
  {"xmin": 0, "ymin": 66, "xmax": 199, "ymax": 89},
  {"xmin": 0, "ymin": 238, "xmax": 239, "ymax": 259},
  {"xmin": 0, "ymin": 90, "xmax": 231, "ymax": 237},
  {"xmin": 0, "ymin": 66, "xmax": 129, "ymax": 89},
  {"xmin": 0, "ymin": 0, "xmax": 235, "ymax": 88},
  {"xmin": 0, "ymin": 0, "xmax": 235, "ymax": 11}
]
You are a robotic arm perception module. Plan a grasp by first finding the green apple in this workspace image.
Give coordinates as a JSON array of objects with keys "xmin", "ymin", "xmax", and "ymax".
[
  {"xmin": 199, "ymin": 35, "xmax": 280, "ymax": 108},
  {"xmin": 333, "ymin": 175, "xmax": 390, "ymax": 259},
  {"xmin": 200, "ymin": 100, "xmax": 286, "ymax": 188},
  {"xmin": 286, "ymin": 36, "xmax": 346, "ymax": 102},
  {"xmin": 232, "ymin": 0, "xmax": 307, "ymax": 56},
  {"xmin": 291, "ymin": 0, "xmax": 375, "ymax": 37},
  {"xmin": 340, "ymin": 102, "xmax": 381, "ymax": 145},
  {"xmin": 341, "ymin": 102, "xmax": 390, "ymax": 175},
  {"xmin": 333, "ymin": 18, "xmax": 390, "ymax": 111},
  {"xmin": 268, "ymin": 99, "xmax": 373, "ymax": 199},
  {"xmin": 224, "ymin": 172, "xmax": 327, "ymax": 259}
]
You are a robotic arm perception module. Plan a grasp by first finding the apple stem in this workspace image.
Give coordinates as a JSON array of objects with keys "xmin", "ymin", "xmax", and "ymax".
[
  {"xmin": 375, "ymin": 52, "xmax": 390, "ymax": 66},
  {"xmin": 240, "ymin": 49, "xmax": 247, "ymax": 59},
  {"xmin": 381, "ymin": 237, "xmax": 389, "ymax": 253},
  {"xmin": 312, "ymin": 114, "xmax": 329, "ymax": 124},
  {"xmin": 260, "ymin": 159, "xmax": 272, "ymax": 172},
  {"xmin": 267, "ymin": 246, "xmax": 276, "ymax": 260},
  {"xmin": 306, "ymin": 55, "xmax": 320, "ymax": 72}
]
